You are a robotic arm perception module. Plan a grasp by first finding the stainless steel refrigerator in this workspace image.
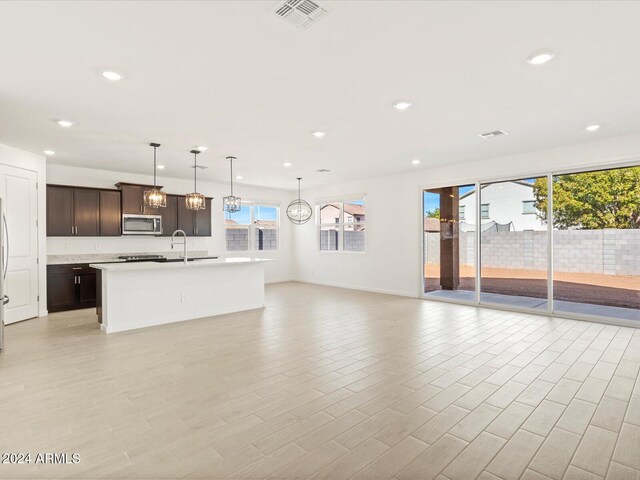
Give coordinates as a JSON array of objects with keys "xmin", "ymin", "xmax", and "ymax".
[{"xmin": 0, "ymin": 197, "xmax": 10, "ymax": 350}]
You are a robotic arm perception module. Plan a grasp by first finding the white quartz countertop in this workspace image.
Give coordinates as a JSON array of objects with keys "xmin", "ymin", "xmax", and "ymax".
[
  {"xmin": 48, "ymin": 251, "xmax": 209, "ymax": 265},
  {"xmin": 90, "ymin": 257, "xmax": 272, "ymax": 271}
]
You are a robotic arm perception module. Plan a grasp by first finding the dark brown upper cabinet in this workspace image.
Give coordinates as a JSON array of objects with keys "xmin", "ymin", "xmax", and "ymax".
[
  {"xmin": 116, "ymin": 183, "xmax": 164, "ymax": 215},
  {"xmin": 47, "ymin": 185, "xmax": 121, "ymax": 237},
  {"xmin": 73, "ymin": 189, "xmax": 100, "ymax": 236},
  {"xmin": 99, "ymin": 190, "xmax": 122, "ymax": 236},
  {"xmin": 159, "ymin": 194, "xmax": 179, "ymax": 236},
  {"xmin": 177, "ymin": 196, "xmax": 212, "ymax": 237},
  {"xmin": 47, "ymin": 186, "xmax": 74, "ymax": 236}
]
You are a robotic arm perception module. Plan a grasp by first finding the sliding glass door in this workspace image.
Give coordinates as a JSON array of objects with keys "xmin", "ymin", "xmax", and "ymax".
[
  {"xmin": 422, "ymin": 165, "xmax": 640, "ymax": 323},
  {"xmin": 479, "ymin": 177, "xmax": 548, "ymax": 309},
  {"xmin": 423, "ymin": 184, "xmax": 476, "ymax": 301},
  {"xmin": 551, "ymin": 167, "xmax": 640, "ymax": 320}
]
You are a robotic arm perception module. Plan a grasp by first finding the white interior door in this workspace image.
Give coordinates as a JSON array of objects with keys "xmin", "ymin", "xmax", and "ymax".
[{"xmin": 0, "ymin": 164, "xmax": 39, "ymax": 324}]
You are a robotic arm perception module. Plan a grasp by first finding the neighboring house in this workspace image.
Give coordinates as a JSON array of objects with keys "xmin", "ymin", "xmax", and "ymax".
[
  {"xmin": 458, "ymin": 181, "xmax": 545, "ymax": 231},
  {"xmin": 320, "ymin": 203, "xmax": 365, "ymax": 224}
]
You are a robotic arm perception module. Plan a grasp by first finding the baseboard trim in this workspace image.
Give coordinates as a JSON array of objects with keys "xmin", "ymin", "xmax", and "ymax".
[{"xmin": 295, "ymin": 279, "xmax": 419, "ymax": 299}]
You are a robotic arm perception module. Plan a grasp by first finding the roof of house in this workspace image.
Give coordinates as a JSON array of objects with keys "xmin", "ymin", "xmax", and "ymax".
[
  {"xmin": 320, "ymin": 203, "xmax": 365, "ymax": 216},
  {"xmin": 424, "ymin": 217, "xmax": 440, "ymax": 232}
]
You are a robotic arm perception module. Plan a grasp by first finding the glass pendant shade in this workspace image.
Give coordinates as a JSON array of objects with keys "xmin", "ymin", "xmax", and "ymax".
[
  {"xmin": 144, "ymin": 142, "xmax": 166, "ymax": 208},
  {"xmin": 223, "ymin": 195, "xmax": 241, "ymax": 213},
  {"xmin": 223, "ymin": 156, "xmax": 241, "ymax": 213},
  {"xmin": 185, "ymin": 192, "xmax": 206, "ymax": 210},
  {"xmin": 287, "ymin": 177, "xmax": 312, "ymax": 225},
  {"xmin": 186, "ymin": 149, "xmax": 206, "ymax": 211},
  {"xmin": 144, "ymin": 188, "xmax": 167, "ymax": 208}
]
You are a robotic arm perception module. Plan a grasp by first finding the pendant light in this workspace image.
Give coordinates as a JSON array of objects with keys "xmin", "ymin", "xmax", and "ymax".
[
  {"xmin": 223, "ymin": 156, "xmax": 241, "ymax": 213},
  {"xmin": 143, "ymin": 142, "xmax": 167, "ymax": 208},
  {"xmin": 287, "ymin": 177, "xmax": 312, "ymax": 225},
  {"xmin": 185, "ymin": 149, "xmax": 206, "ymax": 210}
]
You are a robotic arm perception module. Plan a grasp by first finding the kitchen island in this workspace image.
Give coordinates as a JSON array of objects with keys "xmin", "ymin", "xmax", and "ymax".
[{"xmin": 90, "ymin": 258, "xmax": 270, "ymax": 333}]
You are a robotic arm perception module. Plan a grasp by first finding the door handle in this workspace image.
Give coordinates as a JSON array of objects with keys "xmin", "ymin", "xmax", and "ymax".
[
  {"xmin": 2, "ymin": 295, "xmax": 9, "ymax": 305},
  {"xmin": 3, "ymin": 214, "xmax": 8, "ymax": 281},
  {"xmin": 72, "ymin": 267, "xmax": 82, "ymax": 270}
]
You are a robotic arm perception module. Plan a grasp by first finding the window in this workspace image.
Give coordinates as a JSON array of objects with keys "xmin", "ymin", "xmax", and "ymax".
[
  {"xmin": 481, "ymin": 203, "xmax": 490, "ymax": 219},
  {"xmin": 225, "ymin": 203, "xmax": 279, "ymax": 251},
  {"xmin": 522, "ymin": 200, "xmax": 536, "ymax": 214},
  {"xmin": 319, "ymin": 198, "xmax": 365, "ymax": 251},
  {"xmin": 459, "ymin": 205, "xmax": 465, "ymax": 220}
]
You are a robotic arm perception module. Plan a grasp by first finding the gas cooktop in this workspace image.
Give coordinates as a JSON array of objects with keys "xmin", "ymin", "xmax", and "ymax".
[{"xmin": 118, "ymin": 254, "xmax": 166, "ymax": 262}]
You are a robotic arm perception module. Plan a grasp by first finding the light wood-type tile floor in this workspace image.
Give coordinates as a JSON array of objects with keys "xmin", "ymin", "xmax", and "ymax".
[{"xmin": 1, "ymin": 282, "xmax": 639, "ymax": 480}]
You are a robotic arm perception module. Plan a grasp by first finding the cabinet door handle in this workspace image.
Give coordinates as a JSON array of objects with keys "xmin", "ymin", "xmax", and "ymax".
[
  {"xmin": 78, "ymin": 276, "xmax": 81, "ymax": 284},
  {"xmin": 72, "ymin": 267, "xmax": 82, "ymax": 270},
  {"xmin": 74, "ymin": 275, "xmax": 77, "ymax": 285},
  {"xmin": 71, "ymin": 226, "xmax": 74, "ymax": 235}
]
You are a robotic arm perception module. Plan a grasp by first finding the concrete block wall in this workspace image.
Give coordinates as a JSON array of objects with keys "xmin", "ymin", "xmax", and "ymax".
[
  {"xmin": 226, "ymin": 228, "xmax": 249, "ymax": 251},
  {"xmin": 255, "ymin": 228, "xmax": 278, "ymax": 251},
  {"xmin": 425, "ymin": 229, "xmax": 640, "ymax": 275},
  {"xmin": 320, "ymin": 230, "xmax": 365, "ymax": 251},
  {"xmin": 225, "ymin": 228, "xmax": 279, "ymax": 251}
]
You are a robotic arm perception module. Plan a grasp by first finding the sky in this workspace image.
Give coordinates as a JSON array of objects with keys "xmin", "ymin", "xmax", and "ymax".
[
  {"xmin": 225, "ymin": 205, "xmax": 278, "ymax": 224},
  {"xmin": 423, "ymin": 185, "xmax": 475, "ymax": 215},
  {"xmin": 423, "ymin": 179, "xmax": 535, "ymax": 215}
]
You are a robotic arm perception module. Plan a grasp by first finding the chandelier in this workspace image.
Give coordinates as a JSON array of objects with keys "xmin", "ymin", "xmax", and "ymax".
[
  {"xmin": 143, "ymin": 142, "xmax": 167, "ymax": 208},
  {"xmin": 223, "ymin": 156, "xmax": 241, "ymax": 213},
  {"xmin": 286, "ymin": 177, "xmax": 312, "ymax": 225},
  {"xmin": 185, "ymin": 149, "xmax": 206, "ymax": 211}
]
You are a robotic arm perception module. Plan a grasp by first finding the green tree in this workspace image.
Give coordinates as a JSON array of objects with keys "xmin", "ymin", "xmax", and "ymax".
[
  {"xmin": 533, "ymin": 167, "xmax": 640, "ymax": 229},
  {"xmin": 426, "ymin": 207, "xmax": 440, "ymax": 219}
]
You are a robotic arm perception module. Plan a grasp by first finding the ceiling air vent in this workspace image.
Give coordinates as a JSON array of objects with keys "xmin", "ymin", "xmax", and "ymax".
[
  {"xmin": 316, "ymin": 169, "xmax": 331, "ymax": 173},
  {"xmin": 479, "ymin": 130, "xmax": 508, "ymax": 139},
  {"xmin": 273, "ymin": 0, "xmax": 328, "ymax": 30}
]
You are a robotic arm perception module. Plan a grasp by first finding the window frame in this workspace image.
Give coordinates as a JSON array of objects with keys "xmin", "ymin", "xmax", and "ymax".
[
  {"xmin": 522, "ymin": 200, "xmax": 536, "ymax": 215},
  {"xmin": 480, "ymin": 203, "xmax": 490, "ymax": 219},
  {"xmin": 318, "ymin": 197, "xmax": 366, "ymax": 253},
  {"xmin": 224, "ymin": 201, "xmax": 280, "ymax": 252}
]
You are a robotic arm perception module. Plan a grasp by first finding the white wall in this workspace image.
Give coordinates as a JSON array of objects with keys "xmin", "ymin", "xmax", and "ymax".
[
  {"xmin": 293, "ymin": 132, "xmax": 640, "ymax": 298},
  {"xmin": 459, "ymin": 182, "xmax": 545, "ymax": 231},
  {"xmin": 0, "ymin": 143, "xmax": 47, "ymax": 316},
  {"xmin": 46, "ymin": 164, "xmax": 295, "ymax": 284}
]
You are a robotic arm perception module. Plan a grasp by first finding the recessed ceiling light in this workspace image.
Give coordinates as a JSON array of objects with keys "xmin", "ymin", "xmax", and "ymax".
[
  {"xmin": 282, "ymin": 162, "xmax": 292, "ymax": 167},
  {"xmin": 394, "ymin": 101, "xmax": 413, "ymax": 110},
  {"xmin": 43, "ymin": 150, "xmax": 55, "ymax": 156},
  {"xmin": 585, "ymin": 124, "xmax": 601, "ymax": 132},
  {"xmin": 156, "ymin": 165, "xmax": 165, "ymax": 170},
  {"xmin": 235, "ymin": 175, "xmax": 244, "ymax": 180},
  {"xmin": 312, "ymin": 131, "xmax": 326, "ymax": 138},
  {"xmin": 57, "ymin": 120, "xmax": 74, "ymax": 127},
  {"xmin": 196, "ymin": 146, "xmax": 208, "ymax": 152},
  {"xmin": 411, "ymin": 159, "xmax": 421, "ymax": 165},
  {"xmin": 102, "ymin": 71, "xmax": 123, "ymax": 81},
  {"xmin": 527, "ymin": 51, "xmax": 555, "ymax": 65}
]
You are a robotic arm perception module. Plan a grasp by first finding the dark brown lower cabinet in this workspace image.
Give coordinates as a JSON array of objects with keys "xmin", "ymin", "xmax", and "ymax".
[{"xmin": 47, "ymin": 264, "xmax": 97, "ymax": 313}]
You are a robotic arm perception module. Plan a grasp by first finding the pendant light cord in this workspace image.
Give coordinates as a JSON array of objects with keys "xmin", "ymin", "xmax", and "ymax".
[
  {"xmin": 153, "ymin": 145, "xmax": 157, "ymax": 188},
  {"xmin": 297, "ymin": 177, "xmax": 302, "ymax": 200},
  {"xmin": 193, "ymin": 152, "xmax": 197, "ymax": 191},
  {"xmin": 230, "ymin": 157, "xmax": 234, "ymax": 196}
]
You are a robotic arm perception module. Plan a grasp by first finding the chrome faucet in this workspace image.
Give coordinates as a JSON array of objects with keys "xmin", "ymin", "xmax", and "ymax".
[{"xmin": 171, "ymin": 230, "xmax": 188, "ymax": 264}]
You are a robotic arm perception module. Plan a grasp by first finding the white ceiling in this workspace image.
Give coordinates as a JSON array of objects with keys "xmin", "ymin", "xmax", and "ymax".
[{"xmin": 1, "ymin": 1, "xmax": 640, "ymax": 189}]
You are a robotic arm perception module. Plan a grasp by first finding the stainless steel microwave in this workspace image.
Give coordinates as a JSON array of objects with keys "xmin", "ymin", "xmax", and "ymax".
[{"xmin": 122, "ymin": 214, "xmax": 162, "ymax": 235}]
